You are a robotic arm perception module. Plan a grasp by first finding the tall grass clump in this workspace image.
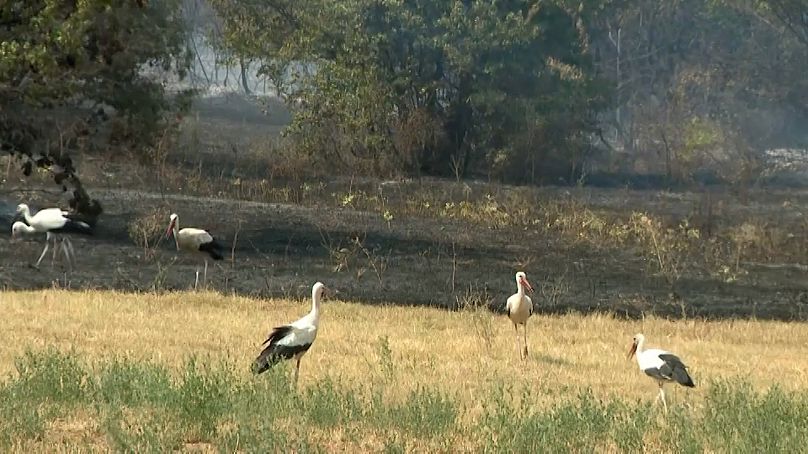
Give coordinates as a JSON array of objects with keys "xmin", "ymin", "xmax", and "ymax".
[
  {"xmin": 0, "ymin": 349, "xmax": 92, "ymax": 448},
  {"xmin": 479, "ymin": 386, "xmax": 622, "ymax": 452},
  {"xmin": 98, "ymin": 357, "xmax": 174, "ymax": 407},
  {"xmin": 173, "ymin": 357, "xmax": 236, "ymax": 439},
  {"xmin": 387, "ymin": 386, "xmax": 458, "ymax": 438},
  {"xmin": 702, "ymin": 381, "xmax": 808, "ymax": 451},
  {"xmin": 11, "ymin": 348, "xmax": 92, "ymax": 405}
]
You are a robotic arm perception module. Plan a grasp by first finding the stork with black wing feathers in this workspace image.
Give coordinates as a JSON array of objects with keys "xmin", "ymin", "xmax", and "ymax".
[
  {"xmin": 253, "ymin": 282, "xmax": 329, "ymax": 387},
  {"xmin": 628, "ymin": 333, "xmax": 695, "ymax": 412}
]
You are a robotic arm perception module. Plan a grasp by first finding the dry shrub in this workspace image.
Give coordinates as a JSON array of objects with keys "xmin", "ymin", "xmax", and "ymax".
[
  {"xmin": 440, "ymin": 196, "xmax": 513, "ymax": 229},
  {"xmin": 628, "ymin": 213, "xmax": 700, "ymax": 285},
  {"xmin": 128, "ymin": 207, "xmax": 172, "ymax": 259},
  {"xmin": 392, "ymin": 107, "xmax": 445, "ymax": 173},
  {"xmin": 253, "ymin": 138, "xmax": 317, "ymax": 182},
  {"xmin": 539, "ymin": 198, "xmax": 631, "ymax": 247},
  {"xmin": 456, "ymin": 286, "xmax": 495, "ymax": 349},
  {"xmin": 727, "ymin": 221, "xmax": 784, "ymax": 266}
]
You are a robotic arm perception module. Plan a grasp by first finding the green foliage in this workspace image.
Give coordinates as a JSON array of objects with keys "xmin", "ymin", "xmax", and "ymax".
[
  {"xmin": 174, "ymin": 357, "xmax": 235, "ymax": 438},
  {"xmin": 302, "ymin": 377, "xmax": 363, "ymax": 427},
  {"xmin": 0, "ymin": 0, "xmax": 191, "ymax": 216},
  {"xmin": 98, "ymin": 357, "xmax": 174, "ymax": 407},
  {"xmin": 0, "ymin": 0, "xmax": 190, "ymax": 126},
  {"xmin": 389, "ymin": 387, "xmax": 458, "ymax": 438},
  {"xmin": 375, "ymin": 335, "xmax": 396, "ymax": 380},
  {"xmin": 11, "ymin": 348, "xmax": 92, "ymax": 405},
  {"xmin": 590, "ymin": 0, "xmax": 808, "ymax": 183},
  {"xmin": 479, "ymin": 387, "xmax": 620, "ymax": 452},
  {"xmin": 704, "ymin": 381, "xmax": 808, "ymax": 451},
  {"xmin": 0, "ymin": 350, "xmax": 807, "ymax": 450},
  {"xmin": 211, "ymin": 0, "xmax": 608, "ymax": 181}
]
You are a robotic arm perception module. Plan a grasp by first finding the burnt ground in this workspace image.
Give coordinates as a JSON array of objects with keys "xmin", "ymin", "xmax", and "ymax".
[
  {"xmin": 2, "ymin": 183, "xmax": 808, "ymax": 321},
  {"xmin": 2, "ymin": 94, "xmax": 808, "ymax": 320}
]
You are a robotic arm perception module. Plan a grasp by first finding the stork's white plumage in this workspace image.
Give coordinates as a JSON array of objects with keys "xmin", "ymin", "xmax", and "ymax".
[
  {"xmin": 14, "ymin": 203, "xmax": 93, "ymax": 269},
  {"xmin": 253, "ymin": 282, "xmax": 328, "ymax": 386},
  {"xmin": 165, "ymin": 213, "xmax": 224, "ymax": 289},
  {"xmin": 506, "ymin": 271, "xmax": 534, "ymax": 360},
  {"xmin": 628, "ymin": 333, "xmax": 695, "ymax": 412}
]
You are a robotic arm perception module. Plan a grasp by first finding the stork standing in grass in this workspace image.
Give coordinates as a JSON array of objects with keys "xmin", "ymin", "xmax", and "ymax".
[
  {"xmin": 253, "ymin": 282, "xmax": 328, "ymax": 386},
  {"xmin": 506, "ymin": 271, "xmax": 535, "ymax": 360},
  {"xmin": 14, "ymin": 203, "xmax": 93, "ymax": 270},
  {"xmin": 165, "ymin": 213, "xmax": 224, "ymax": 289},
  {"xmin": 628, "ymin": 333, "xmax": 695, "ymax": 412}
]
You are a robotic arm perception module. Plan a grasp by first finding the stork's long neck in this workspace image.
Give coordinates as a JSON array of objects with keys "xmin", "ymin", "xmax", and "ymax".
[
  {"xmin": 516, "ymin": 279, "xmax": 525, "ymax": 297},
  {"xmin": 21, "ymin": 207, "xmax": 33, "ymax": 225},
  {"xmin": 309, "ymin": 289, "xmax": 322, "ymax": 324},
  {"xmin": 171, "ymin": 220, "xmax": 180, "ymax": 249},
  {"xmin": 635, "ymin": 338, "xmax": 646, "ymax": 358}
]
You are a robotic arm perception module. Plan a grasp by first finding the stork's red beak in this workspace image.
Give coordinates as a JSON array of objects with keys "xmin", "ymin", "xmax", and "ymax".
[
  {"xmin": 521, "ymin": 277, "xmax": 534, "ymax": 294},
  {"xmin": 165, "ymin": 220, "xmax": 175, "ymax": 238},
  {"xmin": 627, "ymin": 342, "xmax": 637, "ymax": 359}
]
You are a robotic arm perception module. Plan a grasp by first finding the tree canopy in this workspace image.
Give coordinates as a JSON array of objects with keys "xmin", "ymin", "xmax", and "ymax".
[
  {"xmin": 0, "ymin": 0, "xmax": 191, "ymax": 217},
  {"xmin": 2, "ymin": 0, "xmax": 807, "ymax": 196},
  {"xmin": 210, "ymin": 0, "xmax": 610, "ymax": 181},
  {"xmin": 208, "ymin": 0, "xmax": 807, "ymax": 183}
]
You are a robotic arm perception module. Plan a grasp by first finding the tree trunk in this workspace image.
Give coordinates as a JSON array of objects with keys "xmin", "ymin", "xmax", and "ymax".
[{"xmin": 239, "ymin": 57, "xmax": 252, "ymax": 96}]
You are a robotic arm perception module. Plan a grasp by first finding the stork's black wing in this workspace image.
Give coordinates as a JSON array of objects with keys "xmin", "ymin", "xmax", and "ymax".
[
  {"xmin": 252, "ymin": 325, "xmax": 312, "ymax": 375},
  {"xmin": 658, "ymin": 354, "xmax": 695, "ymax": 387}
]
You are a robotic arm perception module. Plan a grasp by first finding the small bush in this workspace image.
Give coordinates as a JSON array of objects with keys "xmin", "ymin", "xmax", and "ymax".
[
  {"xmin": 98, "ymin": 358, "xmax": 174, "ymax": 407},
  {"xmin": 173, "ymin": 358, "xmax": 235, "ymax": 440},
  {"xmin": 302, "ymin": 377, "xmax": 363, "ymax": 427},
  {"xmin": 11, "ymin": 348, "xmax": 92, "ymax": 405},
  {"xmin": 703, "ymin": 381, "xmax": 808, "ymax": 452},
  {"xmin": 387, "ymin": 387, "xmax": 458, "ymax": 438},
  {"xmin": 127, "ymin": 207, "xmax": 172, "ymax": 257}
]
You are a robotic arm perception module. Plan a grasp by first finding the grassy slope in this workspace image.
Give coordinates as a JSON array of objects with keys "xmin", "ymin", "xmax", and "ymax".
[{"xmin": 1, "ymin": 290, "xmax": 807, "ymax": 451}]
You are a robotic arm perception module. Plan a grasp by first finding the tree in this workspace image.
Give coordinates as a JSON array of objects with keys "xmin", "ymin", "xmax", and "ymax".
[
  {"xmin": 764, "ymin": 0, "xmax": 808, "ymax": 46},
  {"xmin": 211, "ymin": 0, "xmax": 609, "ymax": 182},
  {"xmin": 588, "ymin": 0, "xmax": 808, "ymax": 183},
  {"xmin": 0, "ymin": 0, "xmax": 192, "ymax": 218}
]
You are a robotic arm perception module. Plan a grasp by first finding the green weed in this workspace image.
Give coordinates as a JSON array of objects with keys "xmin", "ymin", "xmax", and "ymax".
[{"xmin": 0, "ymin": 350, "xmax": 806, "ymax": 451}]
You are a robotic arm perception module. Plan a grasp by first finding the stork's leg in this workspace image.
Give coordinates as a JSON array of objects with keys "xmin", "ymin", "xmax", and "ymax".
[
  {"xmin": 65, "ymin": 238, "xmax": 76, "ymax": 269},
  {"xmin": 62, "ymin": 238, "xmax": 75, "ymax": 272},
  {"xmin": 59, "ymin": 239, "xmax": 69, "ymax": 270},
  {"xmin": 194, "ymin": 268, "xmax": 200, "ymax": 290},
  {"xmin": 658, "ymin": 383, "xmax": 668, "ymax": 413},
  {"xmin": 522, "ymin": 322, "xmax": 529, "ymax": 359},
  {"xmin": 203, "ymin": 259, "xmax": 208, "ymax": 288},
  {"xmin": 34, "ymin": 241, "xmax": 50, "ymax": 269},
  {"xmin": 294, "ymin": 357, "xmax": 301, "ymax": 388},
  {"xmin": 51, "ymin": 236, "xmax": 59, "ymax": 267}
]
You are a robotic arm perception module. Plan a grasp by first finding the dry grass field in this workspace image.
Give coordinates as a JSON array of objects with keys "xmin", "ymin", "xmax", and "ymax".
[{"xmin": 1, "ymin": 289, "xmax": 807, "ymax": 451}]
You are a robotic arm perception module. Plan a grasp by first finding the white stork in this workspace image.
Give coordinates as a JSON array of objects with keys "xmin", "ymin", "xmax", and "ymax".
[
  {"xmin": 14, "ymin": 203, "xmax": 93, "ymax": 269},
  {"xmin": 628, "ymin": 333, "xmax": 695, "ymax": 412},
  {"xmin": 11, "ymin": 221, "xmax": 73, "ymax": 268},
  {"xmin": 252, "ymin": 282, "xmax": 328, "ymax": 386},
  {"xmin": 506, "ymin": 271, "xmax": 535, "ymax": 360},
  {"xmin": 165, "ymin": 213, "xmax": 224, "ymax": 289}
]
